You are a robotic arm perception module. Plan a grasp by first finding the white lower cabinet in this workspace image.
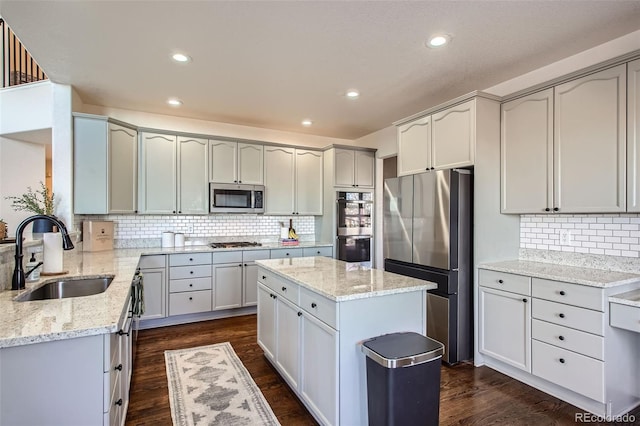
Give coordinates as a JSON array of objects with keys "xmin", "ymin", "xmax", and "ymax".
[
  {"xmin": 257, "ymin": 283, "xmax": 277, "ymax": 361},
  {"xmin": 243, "ymin": 249, "xmax": 271, "ymax": 306},
  {"xmin": 138, "ymin": 255, "xmax": 167, "ymax": 321},
  {"xmin": 275, "ymin": 295, "xmax": 301, "ymax": 388},
  {"xmin": 169, "ymin": 253, "xmax": 212, "ymax": 316},
  {"xmin": 213, "ymin": 263, "xmax": 243, "ymax": 310}
]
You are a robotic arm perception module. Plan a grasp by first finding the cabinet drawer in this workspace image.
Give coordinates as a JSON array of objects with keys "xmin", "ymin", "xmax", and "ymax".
[
  {"xmin": 478, "ymin": 269, "xmax": 531, "ymax": 295},
  {"xmin": 303, "ymin": 246, "xmax": 333, "ymax": 257},
  {"xmin": 169, "ymin": 252, "xmax": 212, "ymax": 266},
  {"xmin": 169, "ymin": 290, "xmax": 212, "ymax": 316},
  {"xmin": 170, "ymin": 277, "xmax": 212, "ymax": 293},
  {"xmin": 610, "ymin": 302, "xmax": 640, "ymax": 333},
  {"xmin": 271, "ymin": 248, "xmax": 303, "ymax": 259},
  {"xmin": 532, "ymin": 340, "xmax": 604, "ymax": 403},
  {"xmin": 274, "ymin": 278, "xmax": 299, "ymax": 305},
  {"xmin": 243, "ymin": 249, "xmax": 271, "ymax": 262},
  {"xmin": 212, "ymin": 250, "xmax": 243, "ymax": 264},
  {"xmin": 300, "ymin": 287, "xmax": 337, "ymax": 329},
  {"xmin": 170, "ymin": 264, "xmax": 211, "ymax": 280},
  {"xmin": 138, "ymin": 254, "xmax": 166, "ymax": 269},
  {"xmin": 258, "ymin": 268, "xmax": 278, "ymax": 289},
  {"xmin": 532, "ymin": 319, "xmax": 604, "ymax": 360},
  {"xmin": 532, "ymin": 278, "xmax": 604, "ymax": 311},
  {"xmin": 532, "ymin": 299, "xmax": 604, "ymax": 336}
]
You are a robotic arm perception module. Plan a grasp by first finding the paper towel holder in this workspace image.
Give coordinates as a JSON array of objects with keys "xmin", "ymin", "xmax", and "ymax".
[{"xmin": 12, "ymin": 215, "xmax": 75, "ymax": 290}]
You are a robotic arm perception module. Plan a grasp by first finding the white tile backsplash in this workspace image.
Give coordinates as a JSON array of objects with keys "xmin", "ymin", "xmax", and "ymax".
[{"xmin": 520, "ymin": 214, "xmax": 640, "ymax": 258}]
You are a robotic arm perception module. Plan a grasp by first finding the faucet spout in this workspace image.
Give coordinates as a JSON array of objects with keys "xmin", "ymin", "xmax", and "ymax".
[{"xmin": 12, "ymin": 215, "xmax": 75, "ymax": 290}]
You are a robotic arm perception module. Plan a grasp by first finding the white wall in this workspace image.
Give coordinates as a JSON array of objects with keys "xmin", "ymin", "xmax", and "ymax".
[
  {"xmin": 51, "ymin": 83, "xmax": 73, "ymax": 230},
  {"xmin": 0, "ymin": 137, "xmax": 46, "ymax": 236},
  {"xmin": 0, "ymin": 81, "xmax": 52, "ymax": 136}
]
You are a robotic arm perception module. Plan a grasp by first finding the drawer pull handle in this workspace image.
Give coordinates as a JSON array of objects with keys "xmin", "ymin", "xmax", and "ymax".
[
  {"xmin": 189, "ymin": 297, "xmax": 193, "ymax": 301},
  {"xmin": 311, "ymin": 302, "xmax": 317, "ymax": 308},
  {"xmin": 115, "ymin": 364, "xmax": 123, "ymax": 371},
  {"xmin": 297, "ymin": 312, "xmax": 302, "ymax": 317},
  {"xmin": 282, "ymin": 286, "xmax": 287, "ymax": 291},
  {"xmin": 558, "ymin": 336, "xmax": 565, "ymax": 341},
  {"xmin": 498, "ymin": 279, "xmax": 504, "ymax": 284},
  {"xmin": 559, "ymin": 358, "xmax": 565, "ymax": 364},
  {"xmin": 115, "ymin": 398, "xmax": 123, "ymax": 406},
  {"xmin": 522, "ymin": 298, "xmax": 527, "ymax": 303},
  {"xmin": 559, "ymin": 290, "xmax": 566, "ymax": 296},
  {"xmin": 559, "ymin": 313, "xmax": 565, "ymax": 318},
  {"xmin": 117, "ymin": 329, "xmax": 129, "ymax": 337}
]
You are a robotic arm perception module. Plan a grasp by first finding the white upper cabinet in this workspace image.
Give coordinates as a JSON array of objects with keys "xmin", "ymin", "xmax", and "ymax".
[
  {"xmin": 501, "ymin": 89, "xmax": 554, "ymax": 213},
  {"xmin": 177, "ymin": 136, "xmax": 209, "ymax": 214},
  {"xmin": 627, "ymin": 59, "xmax": 640, "ymax": 212},
  {"xmin": 139, "ymin": 132, "xmax": 177, "ymax": 214},
  {"xmin": 295, "ymin": 149, "xmax": 323, "ymax": 215},
  {"xmin": 554, "ymin": 64, "xmax": 626, "ymax": 213},
  {"xmin": 74, "ymin": 115, "xmax": 137, "ymax": 214},
  {"xmin": 334, "ymin": 148, "xmax": 374, "ymax": 188},
  {"xmin": 501, "ymin": 64, "xmax": 627, "ymax": 214},
  {"xmin": 397, "ymin": 99, "xmax": 476, "ymax": 176},
  {"xmin": 397, "ymin": 116, "xmax": 432, "ymax": 176},
  {"xmin": 209, "ymin": 140, "xmax": 263, "ymax": 184}
]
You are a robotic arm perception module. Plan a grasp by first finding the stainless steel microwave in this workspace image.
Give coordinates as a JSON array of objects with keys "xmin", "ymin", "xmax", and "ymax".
[{"xmin": 209, "ymin": 183, "xmax": 265, "ymax": 213}]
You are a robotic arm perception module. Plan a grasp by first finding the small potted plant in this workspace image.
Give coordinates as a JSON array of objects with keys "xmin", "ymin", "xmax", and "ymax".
[
  {"xmin": 0, "ymin": 218, "xmax": 6, "ymax": 240},
  {"xmin": 5, "ymin": 182, "xmax": 57, "ymax": 236}
]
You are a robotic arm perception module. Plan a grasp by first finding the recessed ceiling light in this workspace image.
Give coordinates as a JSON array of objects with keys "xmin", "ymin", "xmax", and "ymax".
[
  {"xmin": 172, "ymin": 53, "xmax": 191, "ymax": 63},
  {"xmin": 427, "ymin": 34, "xmax": 450, "ymax": 48},
  {"xmin": 301, "ymin": 119, "xmax": 313, "ymax": 127},
  {"xmin": 346, "ymin": 90, "xmax": 360, "ymax": 99},
  {"xmin": 167, "ymin": 98, "xmax": 183, "ymax": 106}
]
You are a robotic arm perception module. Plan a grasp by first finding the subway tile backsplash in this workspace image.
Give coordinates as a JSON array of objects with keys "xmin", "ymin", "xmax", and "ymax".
[{"xmin": 520, "ymin": 214, "xmax": 640, "ymax": 258}]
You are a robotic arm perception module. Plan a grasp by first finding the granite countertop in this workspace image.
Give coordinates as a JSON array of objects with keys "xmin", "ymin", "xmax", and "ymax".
[
  {"xmin": 256, "ymin": 256, "xmax": 437, "ymax": 302},
  {"xmin": 609, "ymin": 289, "xmax": 640, "ymax": 308},
  {"xmin": 479, "ymin": 259, "xmax": 640, "ymax": 288}
]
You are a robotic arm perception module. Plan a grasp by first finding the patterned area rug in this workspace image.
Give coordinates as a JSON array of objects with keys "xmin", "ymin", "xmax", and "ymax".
[{"xmin": 165, "ymin": 342, "xmax": 280, "ymax": 426}]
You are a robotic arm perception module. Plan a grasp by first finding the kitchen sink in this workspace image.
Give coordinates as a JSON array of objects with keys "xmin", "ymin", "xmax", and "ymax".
[{"xmin": 14, "ymin": 275, "xmax": 115, "ymax": 302}]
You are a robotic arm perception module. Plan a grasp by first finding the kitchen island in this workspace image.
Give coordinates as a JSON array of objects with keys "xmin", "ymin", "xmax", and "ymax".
[{"xmin": 256, "ymin": 256, "xmax": 437, "ymax": 426}]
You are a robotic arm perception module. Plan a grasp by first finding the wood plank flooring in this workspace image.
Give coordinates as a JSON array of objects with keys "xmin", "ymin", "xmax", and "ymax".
[{"xmin": 126, "ymin": 315, "xmax": 639, "ymax": 425}]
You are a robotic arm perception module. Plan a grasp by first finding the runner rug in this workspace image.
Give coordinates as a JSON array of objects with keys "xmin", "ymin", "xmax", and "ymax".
[{"xmin": 165, "ymin": 342, "xmax": 280, "ymax": 426}]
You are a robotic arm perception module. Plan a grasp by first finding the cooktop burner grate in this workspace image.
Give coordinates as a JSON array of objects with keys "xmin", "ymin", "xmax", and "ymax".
[{"xmin": 209, "ymin": 241, "xmax": 262, "ymax": 248}]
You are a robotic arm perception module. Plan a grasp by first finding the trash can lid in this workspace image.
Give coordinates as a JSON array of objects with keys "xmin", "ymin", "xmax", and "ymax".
[{"xmin": 360, "ymin": 332, "xmax": 444, "ymax": 368}]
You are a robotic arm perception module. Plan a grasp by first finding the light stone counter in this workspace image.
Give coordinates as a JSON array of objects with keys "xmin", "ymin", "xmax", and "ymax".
[
  {"xmin": 479, "ymin": 259, "xmax": 640, "ymax": 288},
  {"xmin": 609, "ymin": 289, "xmax": 640, "ymax": 308},
  {"xmin": 256, "ymin": 256, "xmax": 437, "ymax": 301}
]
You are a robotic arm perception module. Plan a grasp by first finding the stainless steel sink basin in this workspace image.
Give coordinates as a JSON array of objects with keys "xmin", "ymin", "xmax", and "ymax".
[{"xmin": 15, "ymin": 276, "xmax": 115, "ymax": 302}]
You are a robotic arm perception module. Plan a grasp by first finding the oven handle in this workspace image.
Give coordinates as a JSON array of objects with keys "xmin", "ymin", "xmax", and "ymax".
[{"xmin": 337, "ymin": 235, "xmax": 372, "ymax": 240}]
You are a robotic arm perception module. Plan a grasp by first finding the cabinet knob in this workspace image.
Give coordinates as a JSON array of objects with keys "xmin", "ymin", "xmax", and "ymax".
[
  {"xmin": 431, "ymin": 167, "xmax": 435, "ymax": 170},
  {"xmin": 115, "ymin": 398, "xmax": 123, "ymax": 406},
  {"xmin": 559, "ymin": 290, "xmax": 566, "ymax": 296},
  {"xmin": 286, "ymin": 253, "xmax": 290, "ymax": 256},
  {"xmin": 544, "ymin": 208, "xmax": 550, "ymax": 212},
  {"xmin": 189, "ymin": 283, "xmax": 193, "ymax": 287},
  {"xmin": 297, "ymin": 311, "xmax": 302, "ymax": 317},
  {"xmin": 244, "ymin": 263, "xmax": 247, "ymax": 266},
  {"xmin": 238, "ymin": 180, "xmax": 242, "ymax": 183},
  {"xmin": 317, "ymin": 251, "xmax": 321, "ymax": 254},
  {"xmin": 553, "ymin": 207, "xmax": 559, "ymax": 211},
  {"xmin": 179, "ymin": 210, "xmax": 182, "ymax": 214},
  {"xmin": 117, "ymin": 329, "xmax": 129, "ymax": 336},
  {"xmin": 558, "ymin": 335, "xmax": 565, "ymax": 341},
  {"xmin": 115, "ymin": 364, "xmax": 123, "ymax": 371},
  {"xmin": 173, "ymin": 211, "xmax": 176, "ymax": 213},
  {"xmin": 238, "ymin": 264, "xmax": 242, "ymax": 267},
  {"xmin": 135, "ymin": 210, "xmax": 138, "ymax": 214},
  {"xmin": 190, "ymin": 271, "xmax": 194, "ymax": 274},
  {"xmin": 522, "ymin": 298, "xmax": 527, "ymax": 303},
  {"xmin": 282, "ymin": 286, "xmax": 287, "ymax": 291},
  {"xmin": 311, "ymin": 302, "xmax": 317, "ymax": 308},
  {"xmin": 559, "ymin": 358, "xmax": 565, "ymax": 364},
  {"xmin": 189, "ymin": 297, "xmax": 193, "ymax": 301},
  {"xmin": 498, "ymin": 279, "xmax": 504, "ymax": 284},
  {"xmin": 234, "ymin": 180, "xmax": 237, "ymax": 183},
  {"xmin": 262, "ymin": 276, "xmax": 267, "ymax": 280},
  {"xmin": 189, "ymin": 257, "xmax": 193, "ymax": 261},
  {"xmin": 559, "ymin": 313, "xmax": 565, "ymax": 318}
]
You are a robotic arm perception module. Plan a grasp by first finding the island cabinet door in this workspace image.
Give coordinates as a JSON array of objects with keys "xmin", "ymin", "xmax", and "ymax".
[
  {"xmin": 276, "ymin": 296, "xmax": 301, "ymax": 389},
  {"xmin": 300, "ymin": 312, "xmax": 338, "ymax": 426},
  {"xmin": 257, "ymin": 283, "xmax": 277, "ymax": 361}
]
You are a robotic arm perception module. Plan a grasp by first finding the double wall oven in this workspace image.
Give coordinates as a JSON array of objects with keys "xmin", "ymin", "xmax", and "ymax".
[{"xmin": 336, "ymin": 191, "xmax": 373, "ymax": 266}]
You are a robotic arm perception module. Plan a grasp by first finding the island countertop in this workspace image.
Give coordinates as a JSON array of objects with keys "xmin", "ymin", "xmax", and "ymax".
[{"xmin": 256, "ymin": 256, "xmax": 437, "ymax": 301}]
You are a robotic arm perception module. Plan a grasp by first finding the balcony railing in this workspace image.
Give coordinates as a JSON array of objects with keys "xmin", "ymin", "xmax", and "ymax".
[{"xmin": 1, "ymin": 17, "xmax": 47, "ymax": 88}]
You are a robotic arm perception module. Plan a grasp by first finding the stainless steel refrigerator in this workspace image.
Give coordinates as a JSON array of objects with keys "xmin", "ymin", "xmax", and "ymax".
[{"xmin": 383, "ymin": 169, "xmax": 472, "ymax": 364}]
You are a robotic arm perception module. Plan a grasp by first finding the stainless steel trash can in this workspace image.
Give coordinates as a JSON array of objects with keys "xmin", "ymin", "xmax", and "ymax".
[{"xmin": 361, "ymin": 332, "xmax": 444, "ymax": 426}]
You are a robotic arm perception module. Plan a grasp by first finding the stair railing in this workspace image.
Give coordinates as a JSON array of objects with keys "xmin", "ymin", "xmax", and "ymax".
[{"xmin": 1, "ymin": 18, "xmax": 47, "ymax": 88}]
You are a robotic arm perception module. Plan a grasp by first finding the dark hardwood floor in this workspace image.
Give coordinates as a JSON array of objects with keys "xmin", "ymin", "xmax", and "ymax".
[{"xmin": 126, "ymin": 315, "xmax": 639, "ymax": 425}]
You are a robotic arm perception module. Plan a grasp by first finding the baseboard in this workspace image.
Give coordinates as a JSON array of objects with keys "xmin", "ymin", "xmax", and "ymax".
[{"xmin": 139, "ymin": 306, "xmax": 256, "ymax": 329}]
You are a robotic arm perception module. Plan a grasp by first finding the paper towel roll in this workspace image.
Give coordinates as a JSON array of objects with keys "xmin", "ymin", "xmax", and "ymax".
[
  {"xmin": 43, "ymin": 232, "xmax": 64, "ymax": 273},
  {"xmin": 174, "ymin": 233, "xmax": 185, "ymax": 247},
  {"xmin": 162, "ymin": 232, "xmax": 175, "ymax": 248}
]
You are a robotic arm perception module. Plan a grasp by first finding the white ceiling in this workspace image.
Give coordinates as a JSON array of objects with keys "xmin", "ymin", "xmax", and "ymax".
[{"xmin": 1, "ymin": 1, "xmax": 640, "ymax": 140}]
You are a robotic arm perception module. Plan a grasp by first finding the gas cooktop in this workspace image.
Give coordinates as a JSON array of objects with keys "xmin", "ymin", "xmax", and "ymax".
[{"xmin": 209, "ymin": 241, "xmax": 262, "ymax": 248}]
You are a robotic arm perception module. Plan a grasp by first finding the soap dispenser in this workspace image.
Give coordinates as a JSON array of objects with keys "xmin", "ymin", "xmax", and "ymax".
[{"xmin": 26, "ymin": 253, "xmax": 41, "ymax": 282}]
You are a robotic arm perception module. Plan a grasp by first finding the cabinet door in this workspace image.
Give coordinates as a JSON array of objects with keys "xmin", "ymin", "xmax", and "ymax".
[
  {"xmin": 501, "ymin": 89, "xmax": 553, "ymax": 213},
  {"xmin": 478, "ymin": 286, "xmax": 531, "ymax": 372},
  {"xmin": 243, "ymin": 263, "xmax": 258, "ymax": 306},
  {"xmin": 139, "ymin": 268, "xmax": 167, "ymax": 320},
  {"xmin": 397, "ymin": 116, "xmax": 432, "ymax": 176},
  {"xmin": 432, "ymin": 99, "xmax": 475, "ymax": 169},
  {"xmin": 139, "ymin": 132, "xmax": 177, "ymax": 214},
  {"xmin": 257, "ymin": 283, "xmax": 277, "ymax": 361},
  {"xmin": 264, "ymin": 146, "xmax": 295, "ymax": 215},
  {"xmin": 209, "ymin": 140, "xmax": 237, "ymax": 183},
  {"xmin": 108, "ymin": 124, "xmax": 137, "ymax": 213},
  {"xmin": 238, "ymin": 143, "xmax": 264, "ymax": 184},
  {"xmin": 74, "ymin": 116, "xmax": 108, "ymax": 214},
  {"xmin": 334, "ymin": 148, "xmax": 355, "ymax": 187},
  {"xmin": 628, "ymin": 59, "xmax": 640, "ymax": 212},
  {"xmin": 300, "ymin": 312, "xmax": 338, "ymax": 426},
  {"xmin": 295, "ymin": 149, "xmax": 323, "ymax": 215},
  {"xmin": 354, "ymin": 150, "xmax": 375, "ymax": 188},
  {"xmin": 178, "ymin": 136, "xmax": 209, "ymax": 214},
  {"xmin": 276, "ymin": 296, "xmax": 301, "ymax": 389},
  {"xmin": 213, "ymin": 263, "xmax": 242, "ymax": 310},
  {"xmin": 554, "ymin": 64, "xmax": 626, "ymax": 213}
]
